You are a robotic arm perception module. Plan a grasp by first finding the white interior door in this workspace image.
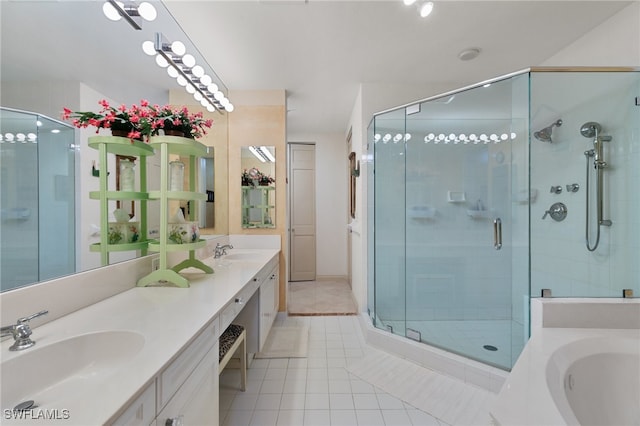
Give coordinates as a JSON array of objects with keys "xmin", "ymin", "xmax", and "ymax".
[{"xmin": 289, "ymin": 143, "xmax": 316, "ymax": 281}]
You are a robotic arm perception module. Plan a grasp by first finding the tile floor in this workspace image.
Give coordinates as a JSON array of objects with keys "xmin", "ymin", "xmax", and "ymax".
[
  {"xmin": 220, "ymin": 315, "xmax": 494, "ymax": 426},
  {"xmin": 288, "ymin": 280, "xmax": 358, "ymax": 316}
]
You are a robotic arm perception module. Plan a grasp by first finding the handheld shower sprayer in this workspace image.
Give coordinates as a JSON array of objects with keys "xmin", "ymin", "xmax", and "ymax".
[
  {"xmin": 533, "ymin": 119, "xmax": 562, "ymax": 143},
  {"xmin": 581, "ymin": 121, "xmax": 612, "ymax": 252}
]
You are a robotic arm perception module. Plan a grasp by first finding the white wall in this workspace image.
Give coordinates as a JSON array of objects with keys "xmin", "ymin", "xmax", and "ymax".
[
  {"xmin": 541, "ymin": 2, "xmax": 640, "ymax": 66},
  {"xmin": 287, "ymin": 132, "xmax": 349, "ymax": 279}
]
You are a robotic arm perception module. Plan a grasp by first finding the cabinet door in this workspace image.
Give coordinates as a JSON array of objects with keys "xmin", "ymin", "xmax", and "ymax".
[
  {"xmin": 157, "ymin": 341, "xmax": 219, "ymax": 426},
  {"xmin": 111, "ymin": 382, "xmax": 156, "ymax": 426},
  {"xmin": 259, "ymin": 266, "xmax": 279, "ymax": 351}
]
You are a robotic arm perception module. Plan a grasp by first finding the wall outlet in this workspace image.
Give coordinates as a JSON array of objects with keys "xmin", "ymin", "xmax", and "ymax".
[{"xmin": 151, "ymin": 257, "xmax": 160, "ymax": 271}]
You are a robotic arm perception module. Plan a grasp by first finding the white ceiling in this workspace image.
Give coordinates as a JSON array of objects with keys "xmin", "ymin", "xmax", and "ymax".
[
  {"xmin": 163, "ymin": 0, "xmax": 631, "ymax": 134},
  {"xmin": 1, "ymin": 1, "xmax": 632, "ymax": 135}
]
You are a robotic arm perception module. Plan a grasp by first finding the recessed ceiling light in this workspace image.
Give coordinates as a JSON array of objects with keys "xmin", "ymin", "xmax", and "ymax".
[{"xmin": 458, "ymin": 48, "xmax": 481, "ymax": 61}]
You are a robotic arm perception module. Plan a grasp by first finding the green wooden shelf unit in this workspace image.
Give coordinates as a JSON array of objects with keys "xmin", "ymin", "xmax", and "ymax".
[
  {"xmin": 88, "ymin": 136, "xmax": 154, "ymax": 266},
  {"xmin": 242, "ymin": 186, "xmax": 276, "ymax": 228},
  {"xmin": 137, "ymin": 136, "xmax": 213, "ymax": 288}
]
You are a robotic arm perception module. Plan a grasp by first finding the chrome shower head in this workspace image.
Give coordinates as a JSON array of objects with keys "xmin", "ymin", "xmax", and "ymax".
[
  {"xmin": 580, "ymin": 122, "xmax": 602, "ymax": 138},
  {"xmin": 534, "ymin": 119, "xmax": 562, "ymax": 143}
]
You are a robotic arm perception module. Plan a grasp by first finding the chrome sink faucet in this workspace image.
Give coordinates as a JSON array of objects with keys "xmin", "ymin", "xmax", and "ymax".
[
  {"xmin": 1, "ymin": 310, "xmax": 48, "ymax": 351},
  {"xmin": 214, "ymin": 243, "xmax": 233, "ymax": 258}
]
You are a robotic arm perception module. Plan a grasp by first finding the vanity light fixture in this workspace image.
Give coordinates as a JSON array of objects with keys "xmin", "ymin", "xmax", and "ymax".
[
  {"xmin": 142, "ymin": 32, "xmax": 234, "ymax": 113},
  {"xmin": 103, "ymin": 1, "xmax": 156, "ymax": 30},
  {"xmin": 248, "ymin": 146, "xmax": 274, "ymax": 163}
]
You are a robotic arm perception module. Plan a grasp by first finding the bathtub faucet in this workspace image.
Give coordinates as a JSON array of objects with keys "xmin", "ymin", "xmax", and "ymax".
[{"xmin": 1, "ymin": 310, "xmax": 48, "ymax": 351}]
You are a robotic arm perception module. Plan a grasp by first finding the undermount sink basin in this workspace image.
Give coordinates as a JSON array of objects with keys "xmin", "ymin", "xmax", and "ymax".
[
  {"xmin": 224, "ymin": 252, "xmax": 262, "ymax": 261},
  {"xmin": 1, "ymin": 331, "xmax": 145, "ymax": 410}
]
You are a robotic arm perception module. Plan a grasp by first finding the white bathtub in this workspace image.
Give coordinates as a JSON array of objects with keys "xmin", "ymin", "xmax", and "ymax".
[
  {"xmin": 547, "ymin": 336, "xmax": 640, "ymax": 425},
  {"xmin": 491, "ymin": 328, "xmax": 640, "ymax": 425}
]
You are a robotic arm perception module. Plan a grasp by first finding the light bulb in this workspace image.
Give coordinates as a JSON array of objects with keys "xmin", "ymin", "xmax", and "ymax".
[
  {"xmin": 182, "ymin": 54, "xmax": 196, "ymax": 68},
  {"xmin": 200, "ymin": 74, "xmax": 212, "ymax": 86},
  {"xmin": 206, "ymin": 104, "xmax": 216, "ymax": 113},
  {"xmin": 138, "ymin": 2, "xmax": 157, "ymax": 21},
  {"xmin": 403, "ymin": 0, "xmax": 416, "ymax": 5},
  {"xmin": 437, "ymin": 134, "xmax": 445, "ymax": 141},
  {"xmin": 470, "ymin": 134, "xmax": 477, "ymax": 141},
  {"xmin": 155, "ymin": 54, "xmax": 169, "ymax": 68},
  {"xmin": 176, "ymin": 75, "xmax": 188, "ymax": 87},
  {"xmin": 200, "ymin": 98, "xmax": 209, "ymax": 107},
  {"xmin": 142, "ymin": 40, "xmax": 156, "ymax": 56},
  {"xmin": 480, "ymin": 134, "xmax": 488, "ymax": 141},
  {"xmin": 170, "ymin": 41, "xmax": 186, "ymax": 56},
  {"xmin": 419, "ymin": 1, "xmax": 434, "ymax": 18},
  {"xmin": 225, "ymin": 104, "xmax": 234, "ymax": 112},
  {"xmin": 490, "ymin": 134, "xmax": 498, "ymax": 141},
  {"xmin": 374, "ymin": 134, "xmax": 381, "ymax": 142},
  {"xmin": 51, "ymin": 129, "xmax": 60, "ymax": 134},
  {"xmin": 207, "ymin": 83, "xmax": 219, "ymax": 93},
  {"xmin": 186, "ymin": 84, "xmax": 196, "ymax": 94},
  {"xmin": 393, "ymin": 133, "xmax": 403, "ymax": 142},
  {"xmin": 167, "ymin": 66, "xmax": 179, "ymax": 78},
  {"xmin": 194, "ymin": 92, "xmax": 203, "ymax": 102},
  {"xmin": 220, "ymin": 98, "xmax": 231, "ymax": 108},
  {"xmin": 5, "ymin": 133, "xmax": 15, "ymax": 142},
  {"xmin": 214, "ymin": 91, "xmax": 224, "ymax": 101},
  {"xmin": 192, "ymin": 65, "xmax": 204, "ymax": 78},
  {"xmin": 16, "ymin": 133, "xmax": 26, "ymax": 142},
  {"xmin": 102, "ymin": 1, "xmax": 123, "ymax": 21},
  {"xmin": 501, "ymin": 133, "xmax": 508, "ymax": 141},
  {"xmin": 27, "ymin": 133, "xmax": 37, "ymax": 141},
  {"xmin": 383, "ymin": 134, "xmax": 391, "ymax": 143},
  {"xmin": 459, "ymin": 134, "xmax": 467, "ymax": 141},
  {"xmin": 448, "ymin": 133, "xmax": 456, "ymax": 140},
  {"xmin": 405, "ymin": 133, "xmax": 412, "ymax": 141},
  {"xmin": 511, "ymin": 132, "xmax": 517, "ymax": 139},
  {"xmin": 427, "ymin": 133, "xmax": 435, "ymax": 141}
]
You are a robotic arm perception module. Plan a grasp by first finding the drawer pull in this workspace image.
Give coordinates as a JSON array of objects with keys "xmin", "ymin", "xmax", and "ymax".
[{"xmin": 235, "ymin": 297, "xmax": 244, "ymax": 305}]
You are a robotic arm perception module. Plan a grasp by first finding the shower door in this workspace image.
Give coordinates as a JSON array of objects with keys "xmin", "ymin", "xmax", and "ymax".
[{"xmin": 372, "ymin": 74, "xmax": 529, "ymax": 370}]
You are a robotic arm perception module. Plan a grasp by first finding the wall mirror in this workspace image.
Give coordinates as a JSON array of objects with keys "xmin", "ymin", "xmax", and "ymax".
[
  {"xmin": 241, "ymin": 146, "xmax": 276, "ymax": 228},
  {"xmin": 0, "ymin": 1, "xmax": 228, "ymax": 292}
]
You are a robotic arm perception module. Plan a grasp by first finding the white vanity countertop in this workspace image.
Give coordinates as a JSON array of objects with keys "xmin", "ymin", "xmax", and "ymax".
[
  {"xmin": 0, "ymin": 249, "xmax": 279, "ymax": 425},
  {"xmin": 490, "ymin": 326, "xmax": 640, "ymax": 426}
]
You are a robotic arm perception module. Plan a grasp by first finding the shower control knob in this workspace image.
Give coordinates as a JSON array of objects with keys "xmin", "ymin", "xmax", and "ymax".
[
  {"xmin": 542, "ymin": 202, "xmax": 568, "ymax": 222},
  {"xmin": 566, "ymin": 183, "xmax": 580, "ymax": 193},
  {"xmin": 550, "ymin": 185, "xmax": 562, "ymax": 194}
]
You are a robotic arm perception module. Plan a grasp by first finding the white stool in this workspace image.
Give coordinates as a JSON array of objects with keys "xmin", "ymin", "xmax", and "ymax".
[{"xmin": 218, "ymin": 324, "xmax": 246, "ymax": 391}]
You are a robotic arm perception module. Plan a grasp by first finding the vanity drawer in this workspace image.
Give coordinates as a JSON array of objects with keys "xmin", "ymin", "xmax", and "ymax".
[
  {"xmin": 157, "ymin": 317, "xmax": 219, "ymax": 410},
  {"xmin": 220, "ymin": 278, "xmax": 260, "ymax": 331},
  {"xmin": 112, "ymin": 381, "xmax": 156, "ymax": 426}
]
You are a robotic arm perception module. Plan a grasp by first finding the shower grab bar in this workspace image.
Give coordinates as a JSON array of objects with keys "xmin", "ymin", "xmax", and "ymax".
[{"xmin": 493, "ymin": 218, "xmax": 502, "ymax": 250}]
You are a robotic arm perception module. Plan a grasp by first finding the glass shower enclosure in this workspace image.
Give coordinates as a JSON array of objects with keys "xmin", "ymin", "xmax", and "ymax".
[
  {"xmin": 368, "ymin": 68, "xmax": 639, "ymax": 370},
  {"xmin": 0, "ymin": 107, "xmax": 76, "ymax": 291}
]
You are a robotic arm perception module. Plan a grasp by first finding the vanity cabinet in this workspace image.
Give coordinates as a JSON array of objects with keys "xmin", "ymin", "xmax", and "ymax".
[
  {"xmin": 137, "ymin": 135, "xmax": 213, "ymax": 288},
  {"xmin": 241, "ymin": 186, "xmax": 276, "ymax": 228},
  {"xmin": 259, "ymin": 264, "xmax": 279, "ymax": 350},
  {"xmin": 88, "ymin": 136, "xmax": 154, "ymax": 266},
  {"xmin": 111, "ymin": 317, "xmax": 220, "ymax": 426},
  {"xmin": 156, "ymin": 341, "xmax": 219, "ymax": 426}
]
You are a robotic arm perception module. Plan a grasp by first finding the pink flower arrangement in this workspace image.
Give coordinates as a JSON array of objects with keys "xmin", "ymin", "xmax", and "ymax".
[{"xmin": 61, "ymin": 99, "xmax": 213, "ymax": 141}]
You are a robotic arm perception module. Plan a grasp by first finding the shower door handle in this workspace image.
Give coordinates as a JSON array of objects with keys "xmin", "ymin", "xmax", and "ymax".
[{"xmin": 493, "ymin": 218, "xmax": 502, "ymax": 250}]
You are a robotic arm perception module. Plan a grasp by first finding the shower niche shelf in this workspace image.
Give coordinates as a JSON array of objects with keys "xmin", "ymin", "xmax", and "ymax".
[
  {"xmin": 447, "ymin": 191, "xmax": 466, "ymax": 203},
  {"xmin": 466, "ymin": 209, "xmax": 495, "ymax": 220}
]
